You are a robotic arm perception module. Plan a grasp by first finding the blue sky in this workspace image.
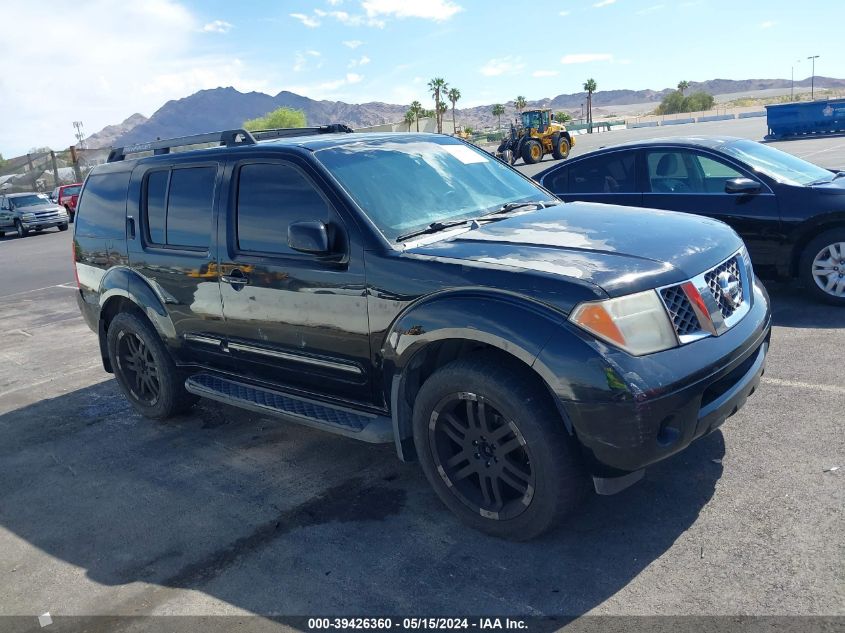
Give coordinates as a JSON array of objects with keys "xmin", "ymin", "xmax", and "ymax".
[{"xmin": 0, "ymin": 0, "xmax": 842, "ymax": 156}]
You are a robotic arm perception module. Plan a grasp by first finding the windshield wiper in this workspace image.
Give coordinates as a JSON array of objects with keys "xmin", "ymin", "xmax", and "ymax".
[
  {"xmin": 485, "ymin": 200, "xmax": 558, "ymax": 216},
  {"xmin": 396, "ymin": 218, "xmax": 479, "ymax": 242}
]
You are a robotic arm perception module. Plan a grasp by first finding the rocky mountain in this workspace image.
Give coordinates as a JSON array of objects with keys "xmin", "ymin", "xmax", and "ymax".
[
  {"xmin": 112, "ymin": 76, "xmax": 845, "ymax": 145},
  {"xmin": 116, "ymin": 88, "xmax": 406, "ymax": 146},
  {"xmin": 82, "ymin": 113, "xmax": 147, "ymax": 149}
]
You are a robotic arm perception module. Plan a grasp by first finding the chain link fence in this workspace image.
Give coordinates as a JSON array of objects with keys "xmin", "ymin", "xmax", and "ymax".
[{"xmin": 0, "ymin": 147, "xmax": 109, "ymax": 194}]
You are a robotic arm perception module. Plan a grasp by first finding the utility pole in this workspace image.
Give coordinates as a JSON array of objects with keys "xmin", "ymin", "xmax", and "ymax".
[
  {"xmin": 807, "ymin": 55, "xmax": 819, "ymax": 99},
  {"xmin": 69, "ymin": 146, "xmax": 82, "ymax": 183},
  {"xmin": 72, "ymin": 121, "xmax": 86, "ymax": 149},
  {"xmin": 50, "ymin": 150, "xmax": 59, "ymax": 189}
]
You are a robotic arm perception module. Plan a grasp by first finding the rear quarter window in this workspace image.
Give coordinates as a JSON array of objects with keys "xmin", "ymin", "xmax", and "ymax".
[{"xmin": 75, "ymin": 172, "xmax": 130, "ymax": 239}]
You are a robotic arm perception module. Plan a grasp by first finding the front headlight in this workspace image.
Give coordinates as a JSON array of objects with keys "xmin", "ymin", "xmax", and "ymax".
[
  {"xmin": 22, "ymin": 212, "xmax": 36, "ymax": 220},
  {"xmin": 569, "ymin": 289, "xmax": 678, "ymax": 356},
  {"xmin": 57, "ymin": 207, "xmax": 67, "ymax": 216}
]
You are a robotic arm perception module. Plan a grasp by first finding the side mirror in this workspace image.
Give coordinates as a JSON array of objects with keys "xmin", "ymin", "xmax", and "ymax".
[
  {"xmin": 725, "ymin": 177, "xmax": 761, "ymax": 195},
  {"xmin": 288, "ymin": 220, "xmax": 330, "ymax": 255}
]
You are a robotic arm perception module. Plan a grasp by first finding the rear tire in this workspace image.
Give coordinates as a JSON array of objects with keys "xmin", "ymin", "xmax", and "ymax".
[
  {"xmin": 521, "ymin": 139, "xmax": 543, "ymax": 165},
  {"xmin": 412, "ymin": 353, "xmax": 588, "ymax": 540},
  {"xmin": 800, "ymin": 228, "xmax": 845, "ymax": 305},
  {"xmin": 551, "ymin": 133, "xmax": 570, "ymax": 160},
  {"xmin": 107, "ymin": 312, "xmax": 199, "ymax": 419}
]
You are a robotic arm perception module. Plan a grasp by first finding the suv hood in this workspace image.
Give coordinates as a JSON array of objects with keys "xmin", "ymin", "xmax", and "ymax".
[
  {"xmin": 17, "ymin": 202, "xmax": 63, "ymax": 213},
  {"xmin": 405, "ymin": 202, "xmax": 744, "ymax": 297}
]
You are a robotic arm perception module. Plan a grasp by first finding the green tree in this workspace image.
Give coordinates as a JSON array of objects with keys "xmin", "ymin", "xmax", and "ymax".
[
  {"xmin": 554, "ymin": 111, "xmax": 572, "ymax": 123},
  {"xmin": 656, "ymin": 91, "xmax": 714, "ymax": 115},
  {"xmin": 447, "ymin": 87, "xmax": 461, "ymax": 135},
  {"xmin": 404, "ymin": 109, "xmax": 416, "ymax": 132},
  {"xmin": 583, "ymin": 78, "xmax": 597, "ymax": 132},
  {"xmin": 492, "ymin": 103, "xmax": 505, "ymax": 129},
  {"xmin": 410, "ymin": 100, "xmax": 423, "ymax": 132},
  {"xmin": 515, "ymin": 95, "xmax": 527, "ymax": 114},
  {"xmin": 243, "ymin": 107, "xmax": 307, "ymax": 131},
  {"xmin": 677, "ymin": 80, "xmax": 690, "ymax": 96},
  {"xmin": 428, "ymin": 77, "xmax": 448, "ymax": 133}
]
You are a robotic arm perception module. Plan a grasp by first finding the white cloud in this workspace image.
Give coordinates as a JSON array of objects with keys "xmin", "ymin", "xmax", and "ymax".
[
  {"xmin": 760, "ymin": 20, "xmax": 776, "ymax": 29},
  {"xmin": 636, "ymin": 4, "xmax": 664, "ymax": 14},
  {"xmin": 0, "ymin": 0, "xmax": 272, "ymax": 155},
  {"xmin": 480, "ymin": 56, "xmax": 525, "ymax": 77},
  {"xmin": 346, "ymin": 73, "xmax": 364, "ymax": 84},
  {"xmin": 560, "ymin": 53, "xmax": 613, "ymax": 64},
  {"xmin": 342, "ymin": 40, "xmax": 364, "ymax": 48},
  {"xmin": 201, "ymin": 19, "xmax": 233, "ymax": 33},
  {"xmin": 594, "ymin": 0, "xmax": 616, "ymax": 6},
  {"xmin": 361, "ymin": 0, "xmax": 463, "ymax": 21},
  {"xmin": 327, "ymin": 0, "xmax": 343, "ymax": 4},
  {"xmin": 348, "ymin": 55, "xmax": 371, "ymax": 68},
  {"xmin": 290, "ymin": 12, "xmax": 321, "ymax": 27},
  {"xmin": 532, "ymin": 70, "xmax": 559, "ymax": 77},
  {"xmin": 293, "ymin": 50, "xmax": 322, "ymax": 72},
  {"xmin": 558, "ymin": 10, "xmax": 570, "ymax": 16},
  {"xmin": 314, "ymin": 8, "xmax": 385, "ymax": 27}
]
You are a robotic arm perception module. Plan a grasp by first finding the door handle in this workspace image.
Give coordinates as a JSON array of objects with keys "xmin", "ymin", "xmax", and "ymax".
[{"xmin": 221, "ymin": 269, "xmax": 249, "ymax": 288}]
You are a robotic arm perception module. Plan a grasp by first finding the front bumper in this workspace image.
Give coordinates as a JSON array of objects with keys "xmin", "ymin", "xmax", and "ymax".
[
  {"xmin": 539, "ymin": 277, "xmax": 772, "ymax": 477},
  {"xmin": 22, "ymin": 217, "xmax": 67, "ymax": 229}
]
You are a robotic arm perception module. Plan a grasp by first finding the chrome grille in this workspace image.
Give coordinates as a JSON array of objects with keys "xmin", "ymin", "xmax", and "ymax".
[
  {"xmin": 704, "ymin": 256, "xmax": 744, "ymax": 318},
  {"xmin": 659, "ymin": 285, "xmax": 700, "ymax": 336}
]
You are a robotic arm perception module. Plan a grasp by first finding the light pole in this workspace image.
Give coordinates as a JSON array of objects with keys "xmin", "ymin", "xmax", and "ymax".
[{"xmin": 807, "ymin": 55, "xmax": 819, "ymax": 99}]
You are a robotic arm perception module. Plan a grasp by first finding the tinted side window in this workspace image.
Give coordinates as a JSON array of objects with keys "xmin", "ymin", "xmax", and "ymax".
[
  {"xmin": 543, "ymin": 167, "xmax": 568, "ymax": 194},
  {"xmin": 166, "ymin": 167, "xmax": 215, "ymax": 248},
  {"xmin": 236, "ymin": 163, "xmax": 329, "ymax": 255},
  {"xmin": 75, "ymin": 172, "xmax": 131, "ymax": 239},
  {"xmin": 570, "ymin": 153, "xmax": 636, "ymax": 193},
  {"xmin": 647, "ymin": 151, "xmax": 692, "ymax": 193},
  {"xmin": 145, "ymin": 170, "xmax": 168, "ymax": 244}
]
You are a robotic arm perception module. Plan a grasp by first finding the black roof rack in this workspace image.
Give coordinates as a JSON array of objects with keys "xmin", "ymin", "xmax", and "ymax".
[{"xmin": 107, "ymin": 124, "xmax": 355, "ymax": 163}]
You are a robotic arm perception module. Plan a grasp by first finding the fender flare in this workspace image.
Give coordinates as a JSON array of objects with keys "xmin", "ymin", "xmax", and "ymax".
[
  {"xmin": 98, "ymin": 266, "xmax": 177, "ymax": 344},
  {"xmin": 381, "ymin": 290, "xmax": 570, "ymax": 459}
]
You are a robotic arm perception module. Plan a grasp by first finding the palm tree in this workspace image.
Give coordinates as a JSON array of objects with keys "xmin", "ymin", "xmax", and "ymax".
[
  {"xmin": 428, "ymin": 77, "xmax": 448, "ymax": 133},
  {"xmin": 447, "ymin": 87, "xmax": 461, "ymax": 135},
  {"xmin": 583, "ymin": 78, "xmax": 597, "ymax": 132},
  {"xmin": 492, "ymin": 103, "xmax": 505, "ymax": 130},
  {"xmin": 677, "ymin": 80, "xmax": 689, "ymax": 96},
  {"xmin": 410, "ymin": 100, "xmax": 423, "ymax": 131},
  {"xmin": 437, "ymin": 100, "xmax": 448, "ymax": 133},
  {"xmin": 404, "ymin": 109, "xmax": 416, "ymax": 132},
  {"xmin": 515, "ymin": 95, "xmax": 527, "ymax": 114}
]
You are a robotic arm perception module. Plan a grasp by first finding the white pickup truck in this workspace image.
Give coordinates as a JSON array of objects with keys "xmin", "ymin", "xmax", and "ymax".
[{"xmin": 0, "ymin": 192, "xmax": 69, "ymax": 238}]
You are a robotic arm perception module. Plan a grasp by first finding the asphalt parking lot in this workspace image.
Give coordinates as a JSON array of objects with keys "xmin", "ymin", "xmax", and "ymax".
[{"xmin": 1, "ymin": 123, "xmax": 844, "ymax": 628}]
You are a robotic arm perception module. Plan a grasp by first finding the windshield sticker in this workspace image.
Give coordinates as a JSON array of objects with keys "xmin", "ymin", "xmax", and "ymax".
[{"xmin": 444, "ymin": 145, "xmax": 488, "ymax": 164}]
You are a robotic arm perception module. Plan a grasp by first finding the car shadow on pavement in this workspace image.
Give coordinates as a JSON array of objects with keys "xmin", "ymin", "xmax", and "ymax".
[
  {"xmin": 765, "ymin": 281, "xmax": 845, "ymax": 328},
  {"xmin": 0, "ymin": 378, "xmax": 725, "ymax": 617}
]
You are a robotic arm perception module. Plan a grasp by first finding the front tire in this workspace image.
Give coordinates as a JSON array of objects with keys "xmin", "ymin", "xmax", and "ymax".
[
  {"xmin": 15, "ymin": 220, "xmax": 28, "ymax": 238},
  {"xmin": 551, "ymin": 133, "xmax": 570, "ymax": 160},
  {"xmin": 58, "ymin": 223, "xmax": 69, "ymax": 231},
  {"xmin": 800, "ymin": 228, "xmax": 845, "ymax": 306},
  {"xmin": 107, "ymin": 312, "xmax": 198, "ymax": 419},
  {"xmin": 412, "ymin": 354, "xmax": 588, "ymax": 540},
  {"xmin": 521, "ymin": 138, "xmax": 543, "ymax": 165}
]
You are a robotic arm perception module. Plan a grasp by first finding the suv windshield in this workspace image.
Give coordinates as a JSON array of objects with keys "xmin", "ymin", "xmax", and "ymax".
[
  {"xmin": 314, "ymin": 137, "xmax": 549, "ymax": 241},
  {"xmin": 11, "ymin": 194, "xmax": 50, "ymax": 208},
  {"xmin": 722, "ymin": 139, "xmax": 833, "ymax": 186},
  {"xmin": 62, "ymin": 185, "xmax": 81, "ymax": 196}
]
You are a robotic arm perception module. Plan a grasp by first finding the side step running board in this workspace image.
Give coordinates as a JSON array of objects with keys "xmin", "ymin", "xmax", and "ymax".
[{"xmin": 185, "ymin": 373, "xmax": 393, "ymax": 444}]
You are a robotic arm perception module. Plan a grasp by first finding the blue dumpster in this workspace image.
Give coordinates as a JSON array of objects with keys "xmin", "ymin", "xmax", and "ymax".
[{"xmin": 765, "ymin": 99, "xmax": 845, "ymax": 139}]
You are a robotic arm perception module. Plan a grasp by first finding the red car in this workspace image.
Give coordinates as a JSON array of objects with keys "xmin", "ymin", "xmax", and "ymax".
[{"xmin": 51, "ymin": 183, "xmax": 82, "ymax": 221}]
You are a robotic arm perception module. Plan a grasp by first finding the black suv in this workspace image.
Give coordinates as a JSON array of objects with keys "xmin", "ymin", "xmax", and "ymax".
[{"xmin": 73, "ymin": 127, "xmax": 772, "ymax": 539}]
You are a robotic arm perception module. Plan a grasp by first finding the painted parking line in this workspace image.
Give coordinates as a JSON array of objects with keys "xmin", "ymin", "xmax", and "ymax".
[
  {"xmin": 0, "ymin": 282, "xmax": 76, "ymax": 300},
  {"xmin": 761, "ymin": 376, "xmax": 845, "ymax": 396}
]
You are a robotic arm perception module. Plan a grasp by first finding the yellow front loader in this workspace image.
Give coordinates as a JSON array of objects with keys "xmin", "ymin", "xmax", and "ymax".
[{"xmin": 495, "ymin": 109, "xmax": 574, "ymax": 165}]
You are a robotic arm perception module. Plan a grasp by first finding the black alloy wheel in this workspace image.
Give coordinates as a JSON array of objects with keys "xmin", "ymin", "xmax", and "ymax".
[
  {"xmin": 429, "ymin": 392, "xmax": 535, "ymax": 521},
  {"xmin": 115, "ymin": 330, "xmax": 161, "ymax": 406}
]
